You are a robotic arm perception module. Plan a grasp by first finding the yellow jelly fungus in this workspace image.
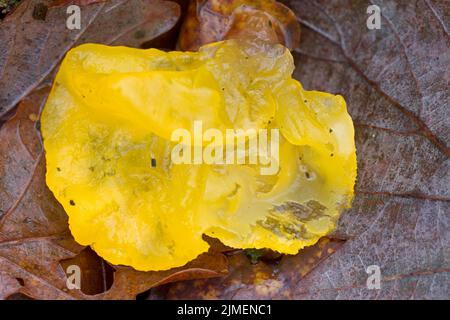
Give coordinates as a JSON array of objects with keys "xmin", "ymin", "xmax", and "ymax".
[{"xmin": 41, "ymin": 40, "xmax": 357, "ymax": 271}]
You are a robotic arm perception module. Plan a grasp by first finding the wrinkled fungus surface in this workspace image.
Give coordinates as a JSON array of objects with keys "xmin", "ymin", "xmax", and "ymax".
[{"xmin": 41, "ymin": 40, "xmax": 357, "ymax": 271}]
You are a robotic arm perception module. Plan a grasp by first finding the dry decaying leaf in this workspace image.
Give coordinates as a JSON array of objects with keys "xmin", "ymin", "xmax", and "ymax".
[
  {"xmin": 177, "ymin": 0, "xmax": 301, "ymax": 51},
  {"xmin": 0, "ymin": 0, "xmax": 229, "ymax": 300},
  {"xmin": 153, "ymin": 0, "xmax": 450, "ymax": 299},
  {"xmin": 0, "ymin": 0, "xmax": 449, "ymax": 300},
  {"xmin": 0, "ymin": 0, "xmax": 181, "ymax": 121}
]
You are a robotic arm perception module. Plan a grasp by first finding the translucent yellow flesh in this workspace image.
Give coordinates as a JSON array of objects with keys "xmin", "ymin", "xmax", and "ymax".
[{"xmin": 41, "ymin": 40, "xmax": 356, "ymax": 271}]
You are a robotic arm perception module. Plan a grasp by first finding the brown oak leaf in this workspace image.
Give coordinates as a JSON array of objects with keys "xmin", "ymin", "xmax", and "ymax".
[{"xmin": 0, "ymin": 0, "xmax": 181, "ymax": 121}]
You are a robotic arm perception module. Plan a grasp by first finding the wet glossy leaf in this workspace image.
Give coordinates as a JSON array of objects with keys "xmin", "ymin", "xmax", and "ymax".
[{"xmin": 177, "ymin": 0, "xmax": 300, "ymax": 51}]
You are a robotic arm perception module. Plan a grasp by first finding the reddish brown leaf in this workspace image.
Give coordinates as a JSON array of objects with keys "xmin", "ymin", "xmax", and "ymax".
[
  {"xmin": 103, "ymin": 252, "xmax": 228, "ymax": 300},
  {"xmin": 50, "ymin": 0, "xmax": 108, "ymax": 7},
  {"xmin": 177, "ymin": 0, "xmax": 300, "ymax": 51},
  {"xmin": 0, "ymin": 272, "xmax": 22, "ymax": 299},
  {"xmin": 0, "ymin": 0, "xmax": 181, "ymax": 121}
]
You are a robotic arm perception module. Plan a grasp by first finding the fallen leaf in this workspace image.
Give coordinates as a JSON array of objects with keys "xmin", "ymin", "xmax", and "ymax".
[
  {"xmin": 0, "ymin": 271, "xmax": 22, "ymax": 299},
  {"xmin": 286, "ymin": 0, "xmax": 450, "ymax": 298},
  {"xmin": 150, "ymin": 237, "xmax": 344, "ymax": 299},
  {"xmin": 0, "ymin": 0, "xmax": 181, "ymax": 121},
  {"xmin": 177, "ymin": 0, "xmax": 300, "ymax": 51},
  {"xmin": 152, "ymin": 0, "xmax": 450, "ymax": 299}
]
